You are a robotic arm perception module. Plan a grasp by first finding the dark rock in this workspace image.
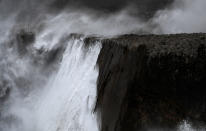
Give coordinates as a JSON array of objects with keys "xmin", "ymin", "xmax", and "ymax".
[{"xmin": 95, "ymin": 33, "xmax": 206, "ymax": 131}]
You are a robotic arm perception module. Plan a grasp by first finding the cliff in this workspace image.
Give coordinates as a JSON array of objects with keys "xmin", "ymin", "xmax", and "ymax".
[
  {"xmin": 95, "ymin": 33, "xmax": 206, "ymax": 131},
  {"xmin": 1, "ymin": 32, "xmax": 206, "ymax": 130}
]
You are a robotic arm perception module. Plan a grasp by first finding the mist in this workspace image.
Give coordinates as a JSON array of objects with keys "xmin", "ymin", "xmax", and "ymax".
[
  {"xmin": 153, "ymin": 0, "xmax": 206, "ymax": 33},
  {"xmin": 0, "ymin": 0, "xmax": 206, "ymax": 131},
  {"xmin": 0, "ymin": 0, "xmax": 174, "ymax": 37},
  {"xmin": 1, "ymin": 0, "xmax": 206, "ymax": 37}
]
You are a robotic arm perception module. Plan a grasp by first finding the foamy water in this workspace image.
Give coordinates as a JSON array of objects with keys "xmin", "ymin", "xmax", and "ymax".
[
  {"xmin": 34, "ymin": 37, "xmax": 101, "ymax": 131},
  {"xmin": 0, "ymin": 36, "xmax": 101, "ymax": 131},
  {"xmin": 0, "ymin": 0, "xmax": 206, "ymax": 130}
]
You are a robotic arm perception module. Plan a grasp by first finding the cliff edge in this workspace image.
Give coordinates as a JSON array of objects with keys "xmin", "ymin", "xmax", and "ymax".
[{"xmin": 95, "ymin": 33, "xmax": 206, "ymax": 131}]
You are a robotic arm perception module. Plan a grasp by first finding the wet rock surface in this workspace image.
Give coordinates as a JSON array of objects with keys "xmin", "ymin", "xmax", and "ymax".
[{"xmin": 95, "ymin": 33, "xmax": 206, "ymax": 131}]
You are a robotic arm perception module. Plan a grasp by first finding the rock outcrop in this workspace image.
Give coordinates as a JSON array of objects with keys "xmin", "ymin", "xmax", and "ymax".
[{"xmin": 95, "ymin": 33, "xmax": 206, "ymax": 131}]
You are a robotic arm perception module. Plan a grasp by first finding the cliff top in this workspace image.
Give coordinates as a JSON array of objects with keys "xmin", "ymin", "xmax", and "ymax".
[{"xmin": 102, "ymin": 33, "xmax": 206, "ymax": 57}]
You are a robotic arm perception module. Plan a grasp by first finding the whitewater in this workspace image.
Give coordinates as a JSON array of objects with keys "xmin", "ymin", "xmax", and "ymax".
[
  {"xmin": 33, "ymin": 37, "xmax": 101, "ymax": 131},
  {"xmin": 1, "ymin": 0, "xmax": 206, "ymax": 131},
  {"xmin": 0, "ymin": 32, "xmax": 101, "ymax": 131},
  {"xmin": 0, "ymin": 28, "xmax": 203, "ymax": 131}
]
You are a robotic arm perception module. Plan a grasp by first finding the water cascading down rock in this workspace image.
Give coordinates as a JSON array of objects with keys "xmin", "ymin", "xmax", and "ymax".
[{"xmin": 1, "ymin": 31, "xmax": 206, "ymax": 131}]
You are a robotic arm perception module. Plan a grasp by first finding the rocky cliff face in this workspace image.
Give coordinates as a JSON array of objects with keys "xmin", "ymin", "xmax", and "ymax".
[
  {"xmin": 1, "ymin": 32, "xmax": 206, "ymax": 131},
  {"xmin": 95, "ymin": 33, "xmax": 206, "ymax": 131}
]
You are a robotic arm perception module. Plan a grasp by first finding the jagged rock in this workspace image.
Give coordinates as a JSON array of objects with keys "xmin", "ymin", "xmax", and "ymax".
[{"xmin": 95, "ymin": 33, "xmax": 206, "ymax": 131}]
